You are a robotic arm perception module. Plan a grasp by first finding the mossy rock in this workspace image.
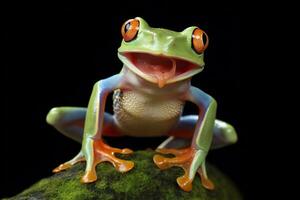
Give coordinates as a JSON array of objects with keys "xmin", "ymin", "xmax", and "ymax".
[{"xmin": 6, "ymin": 150, "xmax": 242, "ymax": 200}]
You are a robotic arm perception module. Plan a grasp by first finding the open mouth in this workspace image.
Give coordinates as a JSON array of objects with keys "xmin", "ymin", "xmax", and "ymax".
[{"xmin": 120, "ymin": 52, "xmax": 201, "ymax": 88}]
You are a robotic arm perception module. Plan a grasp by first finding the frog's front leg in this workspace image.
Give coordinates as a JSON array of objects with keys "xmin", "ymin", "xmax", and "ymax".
[
  {"xmin": 81, "ymin": 74, "xmax": 135, "ymax": 183},
  {"xmin": 51, "ymin": 74, "xmax": 134, "ymax": 183},
  {"xmin": 48, "ymin": 108, "xmax": 131, "ymax": 174},
  {"xmin": 153, "ymin": 87, "xmax": 217, "ymax": 192}
]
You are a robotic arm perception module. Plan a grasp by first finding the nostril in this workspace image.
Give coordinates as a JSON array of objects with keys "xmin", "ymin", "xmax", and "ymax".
[
  {"xmin": 165, "ymin": 37, "xmax": 176, "ymax": 48},
  {"xmin": 150, "ymin": 33, "xmax": 155, "ymax": 44}
]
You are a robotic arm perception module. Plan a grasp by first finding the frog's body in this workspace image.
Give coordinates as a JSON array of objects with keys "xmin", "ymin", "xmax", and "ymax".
[
  {"xmin": 46, "ymin": 17, "xmax": 238, "ymax": 192},
  {"xmin": 113, "ymin": 68, "xmax": 185, "ymax": 137}
]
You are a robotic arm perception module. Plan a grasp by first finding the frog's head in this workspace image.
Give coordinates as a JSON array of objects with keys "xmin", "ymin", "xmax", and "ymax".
[{"xmin": 118, "ymin": 17, "xmax": 209, "ymax": 88}]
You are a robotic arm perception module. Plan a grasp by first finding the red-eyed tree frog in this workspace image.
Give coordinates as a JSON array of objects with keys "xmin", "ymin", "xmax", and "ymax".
[{"xmin": 46, "ymin": 17, "xmax": 238, "ymax": 192}]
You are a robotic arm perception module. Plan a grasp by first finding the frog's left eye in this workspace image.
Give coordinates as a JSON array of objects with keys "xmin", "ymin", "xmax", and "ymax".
[
  {"xmin": 121, "ymin": 19, "xmax": 140, "ymax": 42},
  {"xmin": 192, "ymin": 28, "xmax": 209, "ymax": 54}
]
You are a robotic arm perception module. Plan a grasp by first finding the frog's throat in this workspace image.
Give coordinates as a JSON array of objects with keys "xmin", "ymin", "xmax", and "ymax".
[{"xmin": 118, "ymin": 52, "xmax": 203, "ymax": 88}]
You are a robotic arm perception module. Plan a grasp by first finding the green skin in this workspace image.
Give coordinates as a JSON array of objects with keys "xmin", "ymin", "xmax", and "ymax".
[{"xmin": 46, "ymin": 17, "xmax": 237, "ymax": 192}]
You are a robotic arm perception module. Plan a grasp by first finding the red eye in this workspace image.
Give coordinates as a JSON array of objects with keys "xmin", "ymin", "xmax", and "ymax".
[
  {"xmin": 121, "ymin": 19, "xmax": 140, "ymax": 42},
  {"xmin": 192, "ymin": 28, "xmax": 209, "ymax": 54}
]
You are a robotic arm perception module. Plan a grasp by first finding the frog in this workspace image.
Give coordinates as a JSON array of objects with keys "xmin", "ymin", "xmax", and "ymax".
[{"xmin": 46, "ymin": 17, "xmax": 238, "ymax": 192}]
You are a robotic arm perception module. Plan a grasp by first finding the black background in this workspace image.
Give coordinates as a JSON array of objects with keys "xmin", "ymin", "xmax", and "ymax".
[{"xmin": 4, "ymin": 4, "xmax": 242, "ymax": 199}]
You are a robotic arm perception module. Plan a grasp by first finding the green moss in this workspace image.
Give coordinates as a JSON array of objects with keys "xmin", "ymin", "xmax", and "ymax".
[{"xmin": 6, "ymin": 150, "xmax": 242, "ymax": 200}]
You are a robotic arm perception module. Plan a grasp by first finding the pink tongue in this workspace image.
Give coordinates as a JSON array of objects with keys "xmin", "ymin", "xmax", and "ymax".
[
  {"xmin": 134, "ymin": 55, "xmax": 176, "ymax": 88},
  {"xmin": 153, "ymin": 61, "xmax": 176, "ymax": 88}
]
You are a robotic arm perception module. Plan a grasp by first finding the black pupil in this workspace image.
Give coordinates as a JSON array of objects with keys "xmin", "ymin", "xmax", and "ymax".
[
  {"xmin": 125, "ymin": 22, "xmax": 131, "ymax": 33},
  {"xmin": 202, "ymin": 33, "xmax": 207, "ymax": 45}
]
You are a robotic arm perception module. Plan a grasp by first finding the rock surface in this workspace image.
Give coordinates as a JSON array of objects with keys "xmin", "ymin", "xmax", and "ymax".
[{"xmin": 7, "ymin": 150, "xmax": 242, "ymax": 200}]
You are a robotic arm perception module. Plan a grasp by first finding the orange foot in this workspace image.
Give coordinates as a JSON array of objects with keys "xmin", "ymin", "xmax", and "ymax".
[
  {"xmin": 153, "ymin": 147, "xmax": 214, "ymax": 192},
  {"xmin": 53, "ymin": 139, "xmax": 134, "ymax": 184}
]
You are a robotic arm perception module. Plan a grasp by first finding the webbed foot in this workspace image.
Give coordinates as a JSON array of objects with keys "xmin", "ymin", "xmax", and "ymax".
[
  {"xmin": 52, "ymin": 139, "xmax": 134, "ymax": 184},
  {"xmin": 80, "ymin": 139, "xmax": 134, "ymax": 183},
  {"xmin": 153, "ymin": 147, "xmax": 214, "ymax": 192}
]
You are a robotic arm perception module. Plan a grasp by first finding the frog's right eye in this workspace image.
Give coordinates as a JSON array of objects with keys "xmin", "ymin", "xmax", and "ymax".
[
  {"xmin": 192, "ymin": 27, "xmax": 209, "ymax": 54},
  {"xmin": 121, "ymin": 19, "xmax": 140, "ymax": 42}
]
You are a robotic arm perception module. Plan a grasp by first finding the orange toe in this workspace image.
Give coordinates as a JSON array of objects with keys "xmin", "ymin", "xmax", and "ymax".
[
  {"xmin": 52, "ymin": 163, "xmax": 72, "ymax": 173},
  {"xmin": 156, "ymin": 148, "xmax": 190, "ymax": 155},
  {"xmin": 153, "ymin": 154, "xmax": 171, "ymax": 170},
  {"xmin": 121, "ymin": 148, "xmax": 133, "ymax": 154},
  {"xmin": 81, "ymin": 170, "xmax": 97, "ymax": 183},
  {"xmin": 198, "ymin": 168, "xmax": 215, "ymax": 190},
  {"xmin": 177, "ymin": 175, "xmax": 193, "ymax": 192},
  {"xmin": 115, "ymin": 160, "xmax": 134, "ymax": 172}
]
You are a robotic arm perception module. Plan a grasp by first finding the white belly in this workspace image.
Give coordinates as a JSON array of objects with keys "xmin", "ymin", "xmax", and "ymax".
[{"xmin": 113, "ymin": 89, "xmax": 184, "ymax": 137}]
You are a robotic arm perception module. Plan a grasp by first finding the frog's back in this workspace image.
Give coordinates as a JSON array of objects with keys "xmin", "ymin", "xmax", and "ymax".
[{"xmin": 113, "ymin": 89, "xmax": 184, "ymax": 137}]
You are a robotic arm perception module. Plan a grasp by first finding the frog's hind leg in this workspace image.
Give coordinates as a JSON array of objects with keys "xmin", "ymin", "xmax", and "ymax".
[
  {"xmin": 46, "ymin": 107, "xmax": 123, "ymax": 142},
  {"xmin": 46, "ymin": 107, "xmax": 87, "ymax": 143},
  {"xmin": 211, "ymin": 119, "xmax": 238, "ymax": 149},
  {"xmin": 157, "ymin": 136, "xmax": 191, "ymax": 149},
  {"xmin": 47, "ymin": 107, "xmax": 90, "ymax": 173},
  {"xmin": 158, "ymin": 115, "xmax": 238, "ymax": 149}
]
